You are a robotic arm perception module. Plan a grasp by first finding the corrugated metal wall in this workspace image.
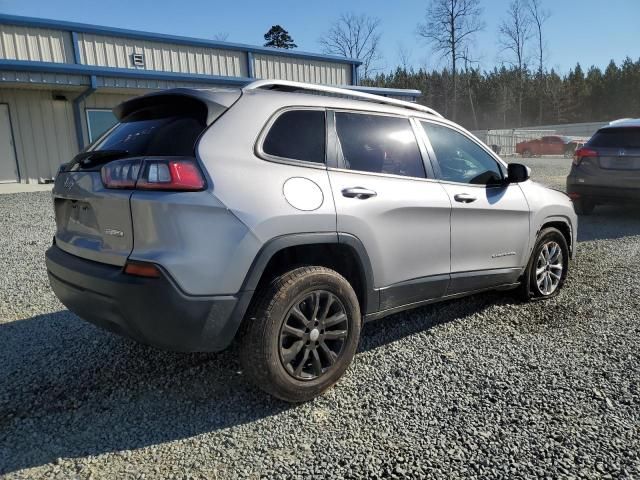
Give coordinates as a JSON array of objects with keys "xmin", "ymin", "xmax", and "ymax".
[
  {"xmin": 76, "ymin": 33, "xmax": 248, "ymax": 77},
  {"xmin": 252, "ymin": 53, "xmax": 351, "ymax": 85},
  {"xmin": 0, "ymin": 88, "xmax": 77, "ymax": 182},
  {"xmin": 0, "ymin": 24, "xmax": 74, "ymax": 63}
]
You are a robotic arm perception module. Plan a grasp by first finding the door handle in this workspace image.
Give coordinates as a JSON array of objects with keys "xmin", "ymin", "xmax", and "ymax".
[
  {"xmin": 342, "ymin": 187, "xmax": 377, "ymax": 199},
  {"xmin": 453, "ymin": 193, "xmax": 477, "ymax": 203}
]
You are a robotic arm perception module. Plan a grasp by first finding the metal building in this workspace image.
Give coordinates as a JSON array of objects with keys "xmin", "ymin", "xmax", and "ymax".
[{"xmin": 0, "ymin": 14, "xmax": 420, "ymax": 184}]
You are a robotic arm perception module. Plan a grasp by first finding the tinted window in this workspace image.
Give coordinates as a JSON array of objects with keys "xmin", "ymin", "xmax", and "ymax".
[
  {"xmin": 588, "ymin": 128, "xmax": 640, "ymax": 148},
  {"xmin": 335, "ymin": 112, "xmax": 425, "ymax": 178},
  {"xmin": 95, "ymin": 115, "xmax": 205, "ymax": 156},
  {"xmin": 263, "ymin": 110, "xmax": 325, "ymax": 163},
  {"xmin": 422, "ymin": 122, "xmax": 503, "ymax": 185}
]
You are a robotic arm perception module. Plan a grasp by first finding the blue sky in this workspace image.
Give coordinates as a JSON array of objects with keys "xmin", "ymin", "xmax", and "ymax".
[{"xmin": 1, "ymin": 0, "xmax": 638, "ymax": 74}]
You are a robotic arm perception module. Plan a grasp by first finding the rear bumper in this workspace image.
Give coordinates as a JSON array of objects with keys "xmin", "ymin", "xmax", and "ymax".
[
  {"xmin": 566, "ymin": 180, "xmax": 640, "ymax": 202},
  {"xmin": 46, "ymin": 245, "xmax": 251, "ymax": 352}
]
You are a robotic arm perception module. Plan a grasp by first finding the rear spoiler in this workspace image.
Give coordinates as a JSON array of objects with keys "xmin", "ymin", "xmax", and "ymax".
[{"xmin": 113, "ymin": 88, "xmax": 242, "ymax": 125}]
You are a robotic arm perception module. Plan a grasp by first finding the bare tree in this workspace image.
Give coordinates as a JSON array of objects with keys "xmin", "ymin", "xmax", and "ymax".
[
  {"xmin": 397, "ymin": 43, "xmax": 413, "ymax": 72},
  {"xmin": 319, "ymin": 12, "xmax": 382, "ymax": 79},
  {"xmin": 528, "ymin": 0, "xmax": 551, "ymax": 123},
  {"xmin": 417, "ymin": 0, "xmax": 485, "ymax": 121},
  {"xmin": 213, "ymin": 32, "xmax": 230, "ymax": 42},
  {"xmin": 499, "ymin": 0, "xmax": 532, "ymax": 126}
]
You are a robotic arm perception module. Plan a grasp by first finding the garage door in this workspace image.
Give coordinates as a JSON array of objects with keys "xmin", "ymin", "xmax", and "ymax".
[{"xmin": 0, "ymin": 104, "xmax": 19, "ymax": 183}]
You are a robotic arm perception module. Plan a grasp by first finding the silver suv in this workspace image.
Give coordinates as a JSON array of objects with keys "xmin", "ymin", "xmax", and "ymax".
[{"xmin": 46, "ymin": 80, "xmax": 577, "ymax": 402}]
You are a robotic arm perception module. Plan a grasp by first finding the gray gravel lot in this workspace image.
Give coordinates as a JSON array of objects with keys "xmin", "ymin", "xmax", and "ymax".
[{"xmin": 1, "ymin": 156, "xmax": 640, "ymax": 479}]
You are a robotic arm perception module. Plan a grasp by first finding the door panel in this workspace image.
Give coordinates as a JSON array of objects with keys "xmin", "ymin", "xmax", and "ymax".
[
  {"xmin": 418, "ymin": 120, "xmax": 530, "ymax": 294},
  {"xmin": 440, "ymin": 182, "xmax": 530, "ymax": 293},
  {"xmin": 0, "ymin": 104, "xmax": 19, "ymax": 183},
  {"xmin": 328, "ymin": 111, "xmax": 452, "ymax": 311},
  {"xmin": 330, "ymin": 170, "xmax": 452, "ymax": 292}
]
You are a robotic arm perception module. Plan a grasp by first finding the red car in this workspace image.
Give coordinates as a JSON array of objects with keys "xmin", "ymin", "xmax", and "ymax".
[{"xmin": 516, "ymin": 135, "xmax": 581, "ymax": 157}]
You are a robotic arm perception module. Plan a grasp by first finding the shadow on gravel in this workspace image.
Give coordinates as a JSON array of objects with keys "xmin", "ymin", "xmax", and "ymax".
[
  {"xmin": 0, "ymin": 293, "xmax": 507, "ymax": 474},
  {"xmin": 359, "ymin": 290, "xmax": 505, "ymax": 353},
  {"xmin": 0, "ymin": 311, "xmax": 290, "ymax": 474},
  {"xmin": 577, "ymin": 204, "xmax": 640, "ymax": 242}
]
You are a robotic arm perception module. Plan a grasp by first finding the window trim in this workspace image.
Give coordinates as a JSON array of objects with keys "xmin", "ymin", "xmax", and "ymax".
[
  {"xmin": 255, "ymin": 106, "xmax": 328, "ymax": 170},
  {"xmin": 417, "ymin": 118, "xmax": 508, "ymax": 188},
  {"xmin": 85, "ymin": 108, "xmax": 118, "ymax": 144},
  {"xmin": 329, "ymin": 108, "xmax": 433, "ymax": 181}
]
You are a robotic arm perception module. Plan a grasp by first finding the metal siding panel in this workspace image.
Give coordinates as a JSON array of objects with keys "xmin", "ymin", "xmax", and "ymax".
[
  {"xmin": 0, "ymin": 88, "xmax": 76, "ymax": 182},
  {"xmin": 251, "ymin": 53, "xmax": 347, "ymax": 85},
  {"xmin": 75, "ymin": 33, "xmax": 245, "ymax": 76},
  {"xmin": 0, "ymin": 25, "xmax": 72, "ymax": 62}
]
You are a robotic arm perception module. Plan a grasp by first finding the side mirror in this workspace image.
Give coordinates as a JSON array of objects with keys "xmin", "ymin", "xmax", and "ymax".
[{"xmin": 507, "ymin": 163, "xmax": 530, "ymax": 183}]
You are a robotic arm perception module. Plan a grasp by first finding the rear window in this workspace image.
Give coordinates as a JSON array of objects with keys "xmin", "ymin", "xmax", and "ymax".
[
  {"xmin": 588, "ymin": 128, "xmax": 640, "ymax": 148},
  {"xmin": 94, "ymin": 113, "xmax": 205, "ymax": 156},
  {"xmin": 65, "ymin": 102, "xmax": 208, "ymax": 171},
  {"xmin": 262, "ymin": 110, "xmax": 326, "ymax": 164}
]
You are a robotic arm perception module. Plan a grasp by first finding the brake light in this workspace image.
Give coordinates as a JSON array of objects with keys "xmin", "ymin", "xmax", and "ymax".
[
  {"xmin": 136, "ymin": 160, "xmax": 205, "ymax": 191},
  {"xmin": 101, "ymin": 158, "xmax": 205, "ymax": 191},
  {"xmin": 573, "ymin": 147, "xmax": 598, "ymax": 166},
  {"xmin": 124, "ymin": 261, "xmax": 161, "ymax": 278}
]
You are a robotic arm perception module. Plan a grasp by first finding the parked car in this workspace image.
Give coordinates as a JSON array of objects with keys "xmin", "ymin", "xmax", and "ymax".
[
  {"xmin": 516, "ymin": 135, "xmax": 580, "ymax": 157},
  {"xmin": 567, "ymin": 119, "xmax": 640, "ymax": 215},
  {"xmin": 46, "ymin": 80, "xmax": 577, "ymax": 402}
]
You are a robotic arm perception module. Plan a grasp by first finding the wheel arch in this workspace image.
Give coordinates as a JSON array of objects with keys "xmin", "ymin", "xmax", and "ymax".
[
  {"xmin": 538, "ymin": 216, "xmax": 574, "ymax": 258},
  {"xmin": 240, "ymin": 232, "xmax": 378, "ymax": 315}
]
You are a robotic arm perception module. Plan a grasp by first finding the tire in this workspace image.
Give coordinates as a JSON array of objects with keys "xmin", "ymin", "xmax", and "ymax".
[
  {"xmin": 522, "ymin": 149, "xmax": 532, "ymax": 157},
  {"xmin": 573, "ymin": 198, "xmax": 596, "ymax": 215},
  {"xmin": 519, "ymin": 227, "xmax": 569, "ymax": 300},
  {"xmin": 238, "ymin": 266, "xmax": 361, "ymax": 402}
]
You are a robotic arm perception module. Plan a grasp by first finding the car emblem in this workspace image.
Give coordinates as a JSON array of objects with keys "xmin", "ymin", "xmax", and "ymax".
[
  {"xmin": 104, "ymin": 228, "xmax": 124, "ymax": 237},
  {"xmin": 63, "ymin": 177, "xmax": 75, "ymax": 190},
  {"xmin": 619, "ymin": 149, "xmax": 626, "ymax": 157}
]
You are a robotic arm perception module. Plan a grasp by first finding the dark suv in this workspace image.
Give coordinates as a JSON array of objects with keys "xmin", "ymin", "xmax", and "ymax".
[{"xmin": 568, "ymin": 119, "xmax": 640, "ymax": 215}]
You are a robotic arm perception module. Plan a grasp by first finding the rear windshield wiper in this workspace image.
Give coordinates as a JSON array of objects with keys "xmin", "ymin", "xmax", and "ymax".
[{"xmin": 66, "ymin": 150, "xmax": 131, "ymax": 171}]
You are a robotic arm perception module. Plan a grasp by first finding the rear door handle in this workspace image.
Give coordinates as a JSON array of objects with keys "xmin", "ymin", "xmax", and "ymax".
[
  {"xmin": 453, "ymin": 193, "xmax": 477, "ymax": 203},
  {"xmin": 342, "ymin": 187, "xmax": 377, "ymax": 199}
]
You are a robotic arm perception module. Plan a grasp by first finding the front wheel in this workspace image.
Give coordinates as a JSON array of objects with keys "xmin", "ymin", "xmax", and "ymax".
[
  {"xmin": 239, "ymin": 266, "xmax": 361, "ymax": 402},
  {"xmin": 519, "ymin": 227, "xmax": 569, "ymax": 300}
]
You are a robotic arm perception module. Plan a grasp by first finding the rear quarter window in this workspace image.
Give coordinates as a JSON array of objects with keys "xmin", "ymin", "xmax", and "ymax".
[{"xmin": 262, "ymin": 110, "xmax": 326, "ymax": 164}]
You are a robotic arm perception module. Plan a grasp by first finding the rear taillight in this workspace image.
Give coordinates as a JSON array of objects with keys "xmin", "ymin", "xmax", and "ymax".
[
  {"xmin": 573, "ymin": 147, "xmax": 598, "ymax": 166},
  {"xmin": 101, "ymin": 158, "xmax": 205, "ymax": 191},
  {"xmin": 100, "ymin": 158, "xmax": 141, "ymax": 189}
]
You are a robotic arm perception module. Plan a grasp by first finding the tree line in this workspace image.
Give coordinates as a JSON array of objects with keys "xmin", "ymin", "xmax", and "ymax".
[
  {"xmin": 362, "ymin": 58, "xmax": 640, "ymax": 131},
  {"xmin": 249, "ymin": 1, "xmax": 638, "ymax": 131}
]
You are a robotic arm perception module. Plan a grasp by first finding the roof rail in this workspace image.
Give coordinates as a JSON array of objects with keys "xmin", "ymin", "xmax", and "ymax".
[{"xmin": 243, "ymin": 79, "xmax": 443, "ymax": 118}]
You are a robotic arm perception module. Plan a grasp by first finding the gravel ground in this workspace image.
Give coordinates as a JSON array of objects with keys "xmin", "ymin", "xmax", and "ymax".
[{"xmin": 1, "ymin": 157, "xmax": 640, "ymax": 479}]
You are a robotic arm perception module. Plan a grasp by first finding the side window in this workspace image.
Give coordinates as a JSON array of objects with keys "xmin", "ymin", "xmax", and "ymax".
[
  {"xmin": 421, "ymin": 122, "xmax": 503, "ymax": 185},
  {"xmin": 334, "ymin": 112, "xmax": 426, "ymax": 179},
  {"xmin": 262, "ymin": 110, "xmax": 325, "ymax": 163}
]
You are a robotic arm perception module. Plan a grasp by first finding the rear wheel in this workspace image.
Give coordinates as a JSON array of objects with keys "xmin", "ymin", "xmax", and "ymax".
[
  {"xmin": 239, "ymin": 266, "xmax": 361, "ymax": 402},
  {"xmin": 519, "ymin": 227, "xmax": 569, "ymax": 300},
  {"xmin": 573, "ymin": 197, "xmax": 596, "ymax": 215},
  {"xmin": 522, "ymin": 149, "xmax": 532, "ymax": 157}
]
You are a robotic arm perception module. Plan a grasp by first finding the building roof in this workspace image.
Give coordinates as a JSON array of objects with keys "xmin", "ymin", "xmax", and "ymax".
[
  {"xmin": 0, "ymin": 13, "xmax": 362, "ymax": 66},
  {"xmin": 0, "ymin": 14, "xmax": 421, "ymax": 99}
]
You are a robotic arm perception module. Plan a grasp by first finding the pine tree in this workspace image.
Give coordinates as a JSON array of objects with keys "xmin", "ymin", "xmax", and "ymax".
[{"xmin": 263, "ymin": 25, "xmax": 297, "ymax": 49}]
